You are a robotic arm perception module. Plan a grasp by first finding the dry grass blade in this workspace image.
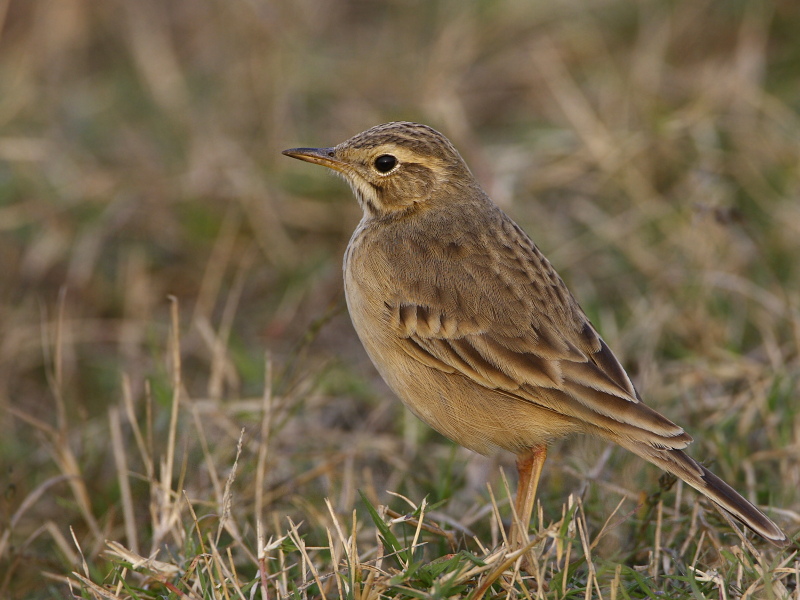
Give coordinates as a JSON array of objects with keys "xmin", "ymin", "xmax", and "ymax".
[
  {"xmin": 104, "ymin": 541, "xmax": 181, "ymax": 577},
  {"xmin": 109, "ymin": 406, "xmax": 139, "ymax": 554}
]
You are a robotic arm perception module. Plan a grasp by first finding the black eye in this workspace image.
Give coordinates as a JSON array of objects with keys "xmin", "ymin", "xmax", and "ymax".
[{"xmin": 374, "ymin": 154, "xmax": 397, "ymax": 173}]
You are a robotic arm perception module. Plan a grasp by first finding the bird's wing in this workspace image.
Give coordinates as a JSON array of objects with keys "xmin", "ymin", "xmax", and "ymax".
[{"xmin": 385, "ymin": 219, "xmax": 687, "ymax": 444}]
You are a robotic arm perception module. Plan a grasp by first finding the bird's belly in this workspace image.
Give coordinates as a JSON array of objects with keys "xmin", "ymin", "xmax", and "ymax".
[{"xmin": 369, "ymin": 336, "xmax": 575, "ymax": 454}]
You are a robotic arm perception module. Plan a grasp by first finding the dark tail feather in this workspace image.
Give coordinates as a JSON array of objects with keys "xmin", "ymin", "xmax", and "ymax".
[{"xmin": 621, "ymin": 442, "xmax": 789, "ymax": 547}]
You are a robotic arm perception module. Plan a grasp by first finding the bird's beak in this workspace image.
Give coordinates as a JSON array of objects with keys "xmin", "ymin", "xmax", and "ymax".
[{"xmin": 282, "ymin": 147, "xmax": 348, "ymax": 174}]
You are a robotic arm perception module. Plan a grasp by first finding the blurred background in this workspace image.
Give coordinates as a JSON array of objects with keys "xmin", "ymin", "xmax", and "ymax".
[{"xmin": 1, "ymin": 0, "xmax": 798, "ymax": 597}]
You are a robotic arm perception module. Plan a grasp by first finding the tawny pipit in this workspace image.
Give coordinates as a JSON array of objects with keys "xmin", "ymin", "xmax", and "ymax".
[{"xmin": 283, "ymin": 122, "xmax": 788, "ymax": 547}]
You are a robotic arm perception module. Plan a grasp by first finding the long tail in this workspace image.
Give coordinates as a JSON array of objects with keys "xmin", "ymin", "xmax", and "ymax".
[{"xmin": 620, "ymin": 441, "xmax": 789, "ymax": 547}]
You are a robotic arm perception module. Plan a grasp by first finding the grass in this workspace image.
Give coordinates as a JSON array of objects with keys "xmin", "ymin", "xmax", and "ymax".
[{"xmin": 1, "ymin": 0, "xmax": 799, "ymax": 598}]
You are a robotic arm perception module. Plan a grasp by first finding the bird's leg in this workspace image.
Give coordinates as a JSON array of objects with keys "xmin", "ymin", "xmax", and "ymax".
[{"xmin": 510, "ymin": 445, "xmax": 547, "ymax": 549}]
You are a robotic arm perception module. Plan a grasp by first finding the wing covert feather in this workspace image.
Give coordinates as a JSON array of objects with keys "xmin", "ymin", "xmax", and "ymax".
[{"xmin": 389, "ymin": 300, "xmax": 684, "ymax": 441}]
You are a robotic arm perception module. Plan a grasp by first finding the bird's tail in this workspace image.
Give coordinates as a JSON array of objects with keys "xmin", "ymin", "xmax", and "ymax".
[{"xmin": 619, "ymin": 441, "xmax": 789, "ymax": 547}]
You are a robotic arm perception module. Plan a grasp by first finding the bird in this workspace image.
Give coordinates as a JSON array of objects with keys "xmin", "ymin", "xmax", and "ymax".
[{"xmin": 282, "ymin": 121, "xmax": 788, "ymax": 549}]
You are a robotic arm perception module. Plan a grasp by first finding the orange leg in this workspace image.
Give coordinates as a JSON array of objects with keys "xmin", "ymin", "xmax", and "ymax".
[{"xmin": 510, "ymin": 445, "xmax": 547, "ymax": 550}]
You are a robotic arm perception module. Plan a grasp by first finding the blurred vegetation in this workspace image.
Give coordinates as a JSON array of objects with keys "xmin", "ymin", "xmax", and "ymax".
[{"xmin": 0, "ymin": 0, "xmax": 798, "ymax": 598}]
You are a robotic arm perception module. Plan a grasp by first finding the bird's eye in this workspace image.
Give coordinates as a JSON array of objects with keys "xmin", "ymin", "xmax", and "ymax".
[{"xmin": 374, "ymin": 154, "xmax": 398, "ymax": 173}]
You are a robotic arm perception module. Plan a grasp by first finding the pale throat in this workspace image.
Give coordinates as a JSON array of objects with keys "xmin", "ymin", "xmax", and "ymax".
[{"xmin": 340, "ymin": 174, "xmax": 383, "ymax": 217}]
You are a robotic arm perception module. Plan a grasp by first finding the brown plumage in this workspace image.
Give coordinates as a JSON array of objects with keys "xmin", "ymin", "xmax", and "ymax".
[{"xmin": 283, "ymin": 121, "xmax": 788, "ymax": 548}]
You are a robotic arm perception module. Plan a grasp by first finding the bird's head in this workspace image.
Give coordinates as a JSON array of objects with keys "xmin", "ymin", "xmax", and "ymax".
[{"xmin": 283, "ymin": 121, "xmax": 475, "ymax": 218}]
